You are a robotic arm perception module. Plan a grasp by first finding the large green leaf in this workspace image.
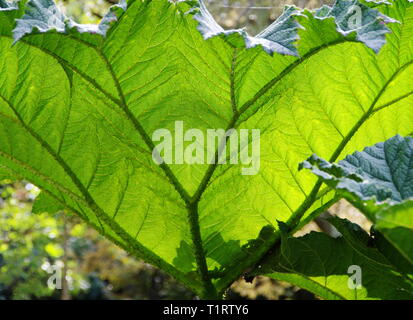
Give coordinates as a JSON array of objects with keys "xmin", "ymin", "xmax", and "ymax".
[
  {"xmin": 1, "ymin": 0, "xmax": 413, "ymax": 297},
  {"xmin": 258, "ymin": 218, "xmax": 413, "ymax": 300}
]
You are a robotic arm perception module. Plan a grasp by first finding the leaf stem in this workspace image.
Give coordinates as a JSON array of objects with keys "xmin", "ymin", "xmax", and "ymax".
[{"xmin": 186, "ymin": 201, "xmax": 218, "ymax": 299}]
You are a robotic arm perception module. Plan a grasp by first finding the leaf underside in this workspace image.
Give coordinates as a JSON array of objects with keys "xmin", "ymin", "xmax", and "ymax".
[{"xmin": 1, "ymin": 0, "xmax": 413, "ymax": 297}]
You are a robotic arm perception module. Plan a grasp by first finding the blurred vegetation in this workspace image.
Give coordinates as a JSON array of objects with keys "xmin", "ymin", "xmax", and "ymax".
[
  {"xmin": 58, "ymin": 0, "xmax": 334, "ymax": 33},
  {"xmin": 1, "ymin": 0, "xmax": 338, "ymax": 300},
  {"xmin": 0, "ymin": 182, "xmax": 197, "ymax": 300}
]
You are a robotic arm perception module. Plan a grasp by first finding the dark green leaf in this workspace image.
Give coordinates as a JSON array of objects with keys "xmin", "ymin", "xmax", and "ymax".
[{"xmin": 258, "ymin": 218, "xmax": 413, "ymax": 300}]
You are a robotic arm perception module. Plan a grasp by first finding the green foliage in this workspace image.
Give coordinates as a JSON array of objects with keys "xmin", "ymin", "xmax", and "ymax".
[
  {"xmin": 0, "ymin": 182, "xmax": 195, "ymax": 300},
  {"xmin": 1, "ymin": 0, "xmax": 413, "ymax": 299},
  {"xmin": 301, "ymin": 135, "xmax": 413, "ymax": 269},
  {"xmin": 300, "ymin": 135, "xmax": 413, "ymax": 204},
  {"xmin": 258, "ymin": 217, "xmax": 413, "ymax": 300},
  {"xmin": 0, "ymin": 183, "xmax": 70, "ymax": 299}
]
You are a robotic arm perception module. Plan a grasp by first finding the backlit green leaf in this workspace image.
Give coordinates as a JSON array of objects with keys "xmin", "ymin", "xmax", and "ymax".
[{"xmin": 1, "ymin": 0, "xmax": 413, "ymax": 298}]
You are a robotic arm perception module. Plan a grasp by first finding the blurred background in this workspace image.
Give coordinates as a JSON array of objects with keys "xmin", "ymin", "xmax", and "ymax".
[
  {"xmin": 0, "ymin": 0, "xmax": 364, "ymax": 300},
  {"xmin": 59, "ymin": 0, "xmax": 333, "ymax": 34}
]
